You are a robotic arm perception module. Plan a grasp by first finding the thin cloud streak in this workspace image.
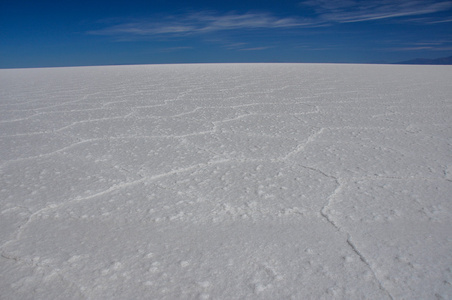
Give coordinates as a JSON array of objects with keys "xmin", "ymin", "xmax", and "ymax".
[
  {"xmin": 425, "ymin": 17, "xmax": 452, "ymax": 23},
  {"xmin": 301, "ymin": 0, "xmax": 452, "ymax": 23},
  {"xmin": 392, "ymin": 46, "xmax": 452, "ymax": 51},
  {"xmin": 239, "ymin": 46, "xmax": 273, "ymax": 51}
]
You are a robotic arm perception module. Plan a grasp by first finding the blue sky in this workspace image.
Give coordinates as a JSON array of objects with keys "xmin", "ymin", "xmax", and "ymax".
[{"xmin": 1, "ymin": 0, "xmax": 452, "ymax": 68}]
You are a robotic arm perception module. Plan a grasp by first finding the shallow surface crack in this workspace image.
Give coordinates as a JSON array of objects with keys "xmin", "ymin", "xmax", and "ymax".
[
  {"xmin": 346, "ymin": 238, "xmax": 394, "ymax": 300},
  {"xmin": 319, "ymin": 176, "xmax": 394, "ymax": 300}
]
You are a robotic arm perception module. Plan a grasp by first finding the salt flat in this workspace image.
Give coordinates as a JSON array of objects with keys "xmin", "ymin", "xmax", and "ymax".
[{"xmin": 0, "ymin": 64, "xmax": 451, "ymax": 299}]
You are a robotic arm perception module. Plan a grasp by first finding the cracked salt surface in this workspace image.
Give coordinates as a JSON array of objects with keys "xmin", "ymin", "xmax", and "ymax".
[{"xmin": 1, "ymin": 64, "xmax": 451, "ymax": 299}]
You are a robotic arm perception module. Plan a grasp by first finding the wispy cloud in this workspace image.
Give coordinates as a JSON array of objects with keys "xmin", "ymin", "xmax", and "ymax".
[
  {"xmin": 425, "ymin": 17, "xmax": 452, "ymax": 23},
  {"xmin": 87, "ymin": 12, "xmax": 317, "ymax": 38},
  {"xmin": 240, "ymin": 46, "xmax": 273, "ymax": 51},
  {"xmin": 159, "ymin": 46, "xmax": 194, "ymax": 52},
  {"xmin": 300, "ymin": 0, "xmax": 452, "ymax": 23},
  {"xmin": 393, "ymin": 46, "xmax": 452, "ymax": 51},
  {"xmin": 87, "ymin": 2, "xmax": 452, "ymax": 51},
  {"xmin": 390, "ymin": 39, "xmax": 452, "ymax": 51}
]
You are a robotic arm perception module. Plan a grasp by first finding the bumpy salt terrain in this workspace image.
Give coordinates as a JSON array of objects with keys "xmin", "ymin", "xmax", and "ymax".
[{"xmin": 1, "ymin": 64, "xmax": 451, "ymax": 299}]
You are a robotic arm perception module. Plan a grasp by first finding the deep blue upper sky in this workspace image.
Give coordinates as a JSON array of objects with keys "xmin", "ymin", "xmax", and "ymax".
[{"xmin": 1, "ymin": 0, "xmax": 452, "ymax": 68}]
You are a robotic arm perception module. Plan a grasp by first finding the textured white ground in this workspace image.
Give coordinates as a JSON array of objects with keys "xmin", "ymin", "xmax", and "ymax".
[{"xmin": 0, "ymin": 64, "xmax": 451, "ymax": 299}]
